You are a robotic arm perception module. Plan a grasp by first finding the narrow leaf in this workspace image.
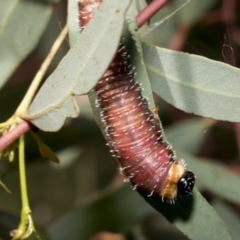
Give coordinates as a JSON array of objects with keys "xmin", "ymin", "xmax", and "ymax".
[
  {"xmin": 142, "ymin": 42, "xmax": 240, "ymax": 122},
  {"xmin": 28, "ymin": 0, "xmax": 131, "ymax": 132},
  {"xmin": 67, "ymin": 0, "xmax": 79, "ymax": 46},
  {"xmin": 31, "ymin": 132, "xmax": 59, "ymax": 163},
  {"xmin": 0, "ymin": 0, "xmax": 54, "ymax": 89},
  {"xmin": 139, "ymin": 189, "xmax": 232, "ymax": 240},
  {"xmin": 124, "ymin": 2, "xmax": 155, "ymax": 108},
  {"xmin": 213, "ymin": 200, "xmax": 240, "ymax": 240},
  {"xmin": 178, "ymin": 150, "xmax": 240, "ymax": 205},
  {"xmin": 49, "ymin": 182, "xmax": 232, "ymax": 240},
  {"xmin": 49, "ymin": 185, "xmax": 155, "ymax": 240}
]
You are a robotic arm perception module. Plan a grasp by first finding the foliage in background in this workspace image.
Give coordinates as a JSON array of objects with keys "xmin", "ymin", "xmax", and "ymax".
[{"xmin": 0, "ymin": 0, "xmax": 240, "ymax": 239}]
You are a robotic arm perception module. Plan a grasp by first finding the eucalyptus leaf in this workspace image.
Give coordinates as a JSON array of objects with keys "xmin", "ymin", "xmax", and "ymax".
[
  {"xmin": 142, "ymin": 42, "xmax": 240, "ymax": 122},
  {"xmin": 213, "ymin": 200, "xmax": 240, "ymax": 240},
  {"xmin": 31, "ymin": 132, "xmax": 60, "ymax": 163},
  {"xmin": 139, "ymin": 189, "xmax": 232, "ymax": 240},
  {"xmin": 49, "ymin": 183, "xmax": 232, "ymax": 240},
  {"xmin": 124, "ymin": 1, "xmax": 155, "ymax": 108},
  {"xmin": 0, "ymin": 0, "xmax": 53, "ymax": 89},
  {"xmin": 67, "ymin": 0, "xmax": 79, "ymax": 46},
  {"xmin": 178, "ymin": 150, "xmax": 240, "ymax": 205},
  {"xmin": 49, "ymin": 185, "xmax": 155, "ymax": 240},
  {"xmin": 28, "ymin": 0, "xmax": 131, "ymax": 132}
]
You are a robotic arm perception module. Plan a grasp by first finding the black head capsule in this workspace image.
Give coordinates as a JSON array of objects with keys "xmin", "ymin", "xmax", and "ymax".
[{"xmin": 177, "ymin": 171, "xmax": 195, "ymax": 196}]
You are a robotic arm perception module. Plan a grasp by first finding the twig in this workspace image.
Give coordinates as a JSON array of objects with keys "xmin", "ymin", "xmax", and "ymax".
[{"xmin": 16, "ymin": 24, "xmax": 68, "ymax": 117}]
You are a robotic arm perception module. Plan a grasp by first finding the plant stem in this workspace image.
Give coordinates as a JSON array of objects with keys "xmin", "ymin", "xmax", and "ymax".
[
  {"xmin": 12, "ymin": 135, "xmax": 32, "ymax": 240},
  {"xmin": 12, "ymin": 134, "xmax": 40, "ymax": 240},
  {"xmin": 19, "ymin": 135, "xmax": 30, "ymax": 210},
  {"xmin": 16, "ymin": 24, "xmax": 68, "ymax": 118},
  {"xmin": 0, "ymin": 121, "xmax": 31, "ymax": 152}
]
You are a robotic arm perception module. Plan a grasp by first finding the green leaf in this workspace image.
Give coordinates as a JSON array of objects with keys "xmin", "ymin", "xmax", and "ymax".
[
  {"xmin": 178, "ymin": 150, "xmax": 240, "ymax": 205},
  {"xmin": 165, "ymin": 118, "xmax": 215, "ymax": 154},
  {"xmin": 138, "ymin": 188, "xmax": 232, "ymax": 240},
  {"xmin": 213, "ymin": 200, "xmax": 240, "ymax": 240},
  {"xmin": 0, "ymin": 0, "xmax": 54, "ymax": 89},
  {"xmin": 49, "ymin": 183, "xmax": 232, "ymax": 240},
  {"xmin": 123, "ymin": 1, "xmax": 155, "ymax": 108},
  {"xmin": 28, "ymin": 0, "xmax": 131, "ymax": 132},
  {"xmin": 67, "ymin": 0, "xmax": 79, "ymax": 46},
  {"xmin": 31, "ymin": 132, "xmax": 60, "ymax": 163},
  {"xmin": 48, "ymin": 185, "xmax": 155, "ymax": 240},
  {"xmin": 142, "ymin": 42, "xmax": 240, "ymax": 122}
]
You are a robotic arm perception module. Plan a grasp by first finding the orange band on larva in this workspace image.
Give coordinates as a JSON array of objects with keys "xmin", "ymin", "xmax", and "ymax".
[{"xmin": 78, "ymin": 0, "xmax": 195, "ymax": 202}]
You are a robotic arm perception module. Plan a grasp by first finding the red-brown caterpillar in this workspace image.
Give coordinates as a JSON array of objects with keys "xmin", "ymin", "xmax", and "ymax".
[{"xmin": 78, "ymin": 0, "xmax": 195, "ymax": 202}]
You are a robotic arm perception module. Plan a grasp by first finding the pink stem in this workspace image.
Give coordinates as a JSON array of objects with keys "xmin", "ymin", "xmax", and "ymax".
[
  {"xmin": 0, "ymin": 121, "xmax": 32, "ymax": 152},
  {"xmin": 137, "ymin": 0, "xmax": 169, "ymax": 27}
]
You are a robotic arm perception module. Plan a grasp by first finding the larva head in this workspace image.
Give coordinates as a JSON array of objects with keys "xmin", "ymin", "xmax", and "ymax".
[
  {"xmin": 161, "ymin": 160, "xmax": 195, "ymax": 201},
  {"xmin": 177, "ymin": 170, "xmax": 195, "ymax": 196}
]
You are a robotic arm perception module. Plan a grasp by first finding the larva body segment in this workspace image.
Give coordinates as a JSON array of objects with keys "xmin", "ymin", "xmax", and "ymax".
[
  {"xmin": 96, "ymin": 46, "xmax": 173, "ymax": 194},
  {"xmin": 78, "ymin": 0, "xmax": 195, "ymax": 201},
  {"xmin": 78, "ymin": 0, "xmax": 101, "ymax": 28}
]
